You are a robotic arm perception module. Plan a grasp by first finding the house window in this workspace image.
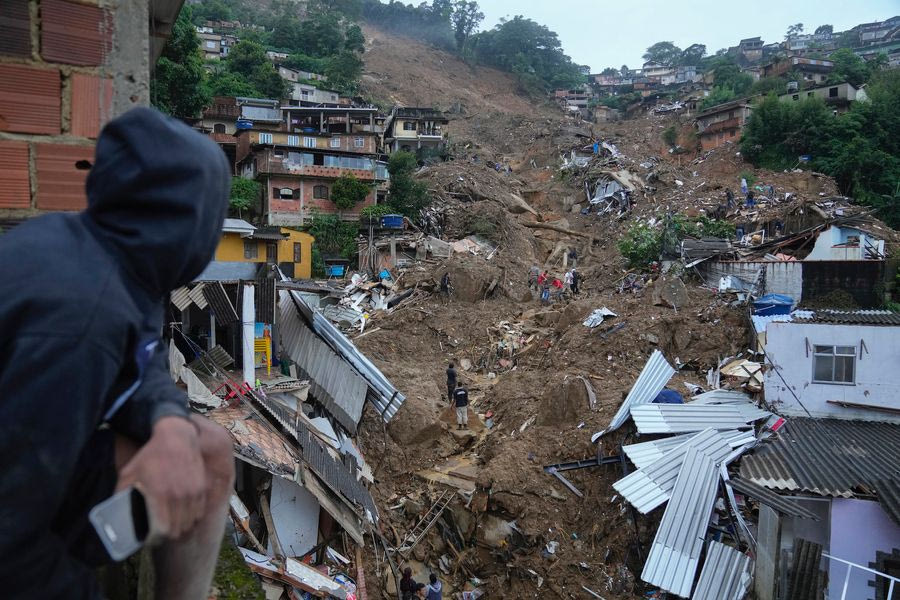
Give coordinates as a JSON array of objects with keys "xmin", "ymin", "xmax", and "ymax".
[
  {"xmin": 213, "ymin": 123, "xmax": 226, "ymax": 134},
  {"xmin": 287, "ymin": 135, "xmax": 299, "ymax": 146},
  {"xmin": 273, "ymin": 149, "xmax": 285, "ymax": 158},
  {"xmin": 258, "ymin": 132, "xmax": 273, "ymax": 144},
  {"xmin": 330, "ymin": 137, "xmax": 341, "ymax": 148},
  {"xmin": 812, "ymin": 345, "xmax": 855, "ymax": 384},
  {"xmin": 278, "ymin": 187, "xmax": 293, "ymax": 199},
  {"xmin": 829, "ymin": 87, "xmax": 839, "ymax": 98},
  {"xmin": 354, "ymin": 137, "xmax": 365, "ymax": 148},
  {"xmin": 313, "ymin": 185, "xmax": 329, "ymax": 200},
  {"xmin": 403, "ymin": 121, "xmax": 417, "ymax": 131},
  {"xmin": 303, "ymin": 136, "xmax": 316, "ymax": 148},
  {"xmin": 243, "ymin": 240, "xmax": 258, "ymax": 259},
  {"xmin": 293, "ymin": 242, "xmax": 302, "ymax": 263},
  {"xmin": 205, "ymin": 41, "xmax": 216, "ymax": 49}
]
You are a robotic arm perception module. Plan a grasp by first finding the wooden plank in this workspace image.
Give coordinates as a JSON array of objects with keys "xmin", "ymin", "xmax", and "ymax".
[{"xmin": 259, "ymin": 492, "xmax": 285, "ymax": 560}]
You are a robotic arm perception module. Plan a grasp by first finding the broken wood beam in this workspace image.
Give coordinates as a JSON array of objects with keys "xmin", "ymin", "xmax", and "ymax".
[
  {"xmin": 522, "ymin": 222, "xmax": 592, "ymax": 238},
  {"xmin": 259, "ymin": 493, "xmax": 285, "ymax": 560}
]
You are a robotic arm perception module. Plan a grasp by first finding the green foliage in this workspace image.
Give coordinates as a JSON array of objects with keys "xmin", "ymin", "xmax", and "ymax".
[
  {"xmin": 190, "ymin": 0, "xmax": 232, "ymax": 24},
  {"xmin": 345, "ymin": 24, "xmax": 365, "ymax": 52},
  {"xmin": 600, "ymin": 92, "xmax": 640, "ymax": 111},
  {"xmin": 361, "ymin": 0, "xmax": 456, "ymax": 49},
  {"xmin": 331, "ymin": 173, "xmax": 370, "ymax": 210},
  {"xmin": 205, "ymin": 69, "xmax": 259, "ymax": 97},
  {"xmin": 600, "ymin": 67, "xmax": 619, "ymax": 76},
  {"xmin": 387, "ymin": 151, "xmax": 430, "ymax": 219},
  {"xmin": 618, "ymin": 223, "xmax": 662, "ymax": 268},
  {"xmin": 826, "ymin": 48, "xmax": 870, "ymax": 87},
  {"xmin": 451, "ymin": 0, "xmax": 483, "ymax": 51},
  {"xmin": 671, "ymin": 214, "xmax": 736, "ymax": 239},
  {"xmin": 662, "ymin": 125, "xmax": 678, "ymax": 148},
  {"xmin": 283, "ymin": 53, "xmax": 329, "ymax": 75},
  {"xmin": 699, "ymin": 86, "xmax": 737, "ymax": 111},
  {"xmin": 151, "ymin": 7, "xmax": 210, "ymax": 117},
  {"xmin": 360, "ymin": 204, "xmax": 393, "ymax": 218},
  {"xmin": 467, "ymin": 216, "xmax": 499, "ymax": 242},
  {"xmin": 785, "ymin": 23, "xmax": 804, "ymax": 39},
  {"xmin": 742, "ymin": 71, "xmax": 900, "ymax": 227},
  {"xmin": 217, "ymin": 40, "xmax": 289, "ymax": 99},
  {"xmin": 739, "ymin": 170, "xmax": 757, "ymax": 187},
  {"xmin": 643, "ymin": 41, "xmax": 681, "ymax": 67},
  {"xmin": 680, "ymin": 43, "xmax": 707, "ymax": 66},
  {"xmin": 814, "ymin": 24, "xmax": 833, "ymax": 35},
  {"xmin": 751, "ymin": 76, "xmax": 788, "ymax": 95},
  {"xmin": 305, "ymin": 212, "xmax": 358, "ymax": 261},
  {"xmin": 325, "ymin": 51, "xmax": 364, "ymax": 94},
  {"xmin": 229, "ymin": 177, "xmax": 259, "ymax": 214}
]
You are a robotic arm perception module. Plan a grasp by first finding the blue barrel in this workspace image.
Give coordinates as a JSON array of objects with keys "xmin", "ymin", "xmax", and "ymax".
[
  {"xmin": 235, "ymin": 119, "xmax": 253, "ymax": 130},
  {"xmin": 380, "ymin": 214, "xmax": 404, "ymax": 229}
]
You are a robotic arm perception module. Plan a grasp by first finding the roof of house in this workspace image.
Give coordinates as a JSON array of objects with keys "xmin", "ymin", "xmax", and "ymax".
[
  {"xmin": 726, "ymin": 477, "xmax": 821, "ymax": 520},
  {"xmin": 692, "ymin": 540, "xmax": 754, "ymax": 600},
  {"xmin": 791, "ymin": 309, "xmax": 900, "ymax": 326},
  {"xmin": 696, "ymin": 99, "xmax": 752, "ymax": 118},
  {"xmin": 222, "ymin": 218, "xmax": 256, "ymax": 235},
  {"xmin": 872, "ymin": 477, "xmax": 900, "ymax": 527},
  {"xmin": 739, "ymin": 417, "xmax": 900, "ymax": 498}
]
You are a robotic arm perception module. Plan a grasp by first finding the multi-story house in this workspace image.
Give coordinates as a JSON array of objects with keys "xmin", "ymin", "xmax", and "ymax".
[
  {"xmin": 847, "ymin": 16, "xmax": 900, "ymax": 47},
  {"xmin": 382, "ymin": 107, "xmax": 448, "ymax": 155},
  {"xmin": 695, "ymin": 99, "xmax": 752, "ymax": 150},
  {"xmin": 235, "ymin": 106, "xmax": 388, "ymax": 225},
  {"xmin": 779, "ymin": 82, "xmax": 868, "ymax": 114},
  {"xmin": 762, "ymin": 56, "xmax": 834, "ymax": 85}
]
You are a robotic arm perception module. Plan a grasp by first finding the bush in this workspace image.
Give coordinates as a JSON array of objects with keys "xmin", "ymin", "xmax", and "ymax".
[
  {"xmin": 662, "ymin": 125, "xmax": 678, "ymax": 148},
  {"xmin": 229, "ymin": 177, "xmax": 259, "ymax": 215},
  {"xmin": 360, "ymin": 204, "xmax": 394, "ymax": 218},
  {"xmin": 331, "ymin": 173, "xmax": 370, "ymax": 210},
  {"xmin": 618, "ymin": 223, "xmax": 662, "ymax": 268}
]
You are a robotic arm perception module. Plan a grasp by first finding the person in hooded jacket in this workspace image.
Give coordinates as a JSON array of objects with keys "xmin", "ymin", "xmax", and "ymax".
[
  {"xmin": 0, "ymin": 107, "xmax": 235, "ymax": 599},
  {"xmin": 425, "ymin": 573, "xmax": 443, "ymax": 600}
]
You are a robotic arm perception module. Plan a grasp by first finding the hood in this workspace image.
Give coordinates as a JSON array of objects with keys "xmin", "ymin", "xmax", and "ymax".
[
  {"xmin": 428, "ymin": 582, "xmax": 442, "ymax": 591},
  {"xmin": 85, "ymin": 106, "xmax": 230, "ymax": 295}
]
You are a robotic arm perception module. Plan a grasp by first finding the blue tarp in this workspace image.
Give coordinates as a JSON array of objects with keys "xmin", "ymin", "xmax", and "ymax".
[
  {"xmin": 753, "ymin": 294, "xmax": 794, "ymax": 316},
  {"xmin": 653, "ymin": 389, "xmax": 684, "ymax": 404}
]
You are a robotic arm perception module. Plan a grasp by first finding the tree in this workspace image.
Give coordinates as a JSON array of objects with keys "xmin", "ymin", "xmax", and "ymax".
[
  {"xmin": 221, "ymin": 41, "xmax": 288, "ymax": 99},
  {"xmin": 680, "ymin": 43, "xmax": 706, "ymax": 66},
  {"xmin": 151, "ymin": 7, "xmax": 209, "ymax": 117},
  {"xmin": 325, "ymin": 50, "xmax": 363, "ymax": 93},
  {"xmin": 345, "ymin": 24, "xmax": 365, "ymax": 52},
  {"xmin": 297, "ymin": 10, "xmax": 345, "ymax": 57},
  {"xmin": 451, "ymin": 0, "xmax": 483, "ymax": 51},
  {"xmin": 191, "ymin": 0, "xmax": 232, "ymax": 25},
  {"xmin": 331, "ymin": 173, "xmax": 370, "ymax": 210},
  {"xmin": 229, "ymin": 177, "xmax": 259, "ymax": 216},
  {"xmin": 827, "ymin": 48, "xmax": 870, "ymax": 87},
  {"xmin": 642, "ymin": 41, "xmax": 682, "ymax": 67},
  {"xmin": 387, "ymin": 151, "xmax": 430, "ymax": 219},
  {"xmin": 699, "ymin": 86, "xmax": 737, "ymax": 111},
  {"xmin": 814, "ymin": 24, "xmax": 833, "ymax": 35},
  {"xmin": 272, "ymin": 18, "xmax": 303, "ymax": 51},
  {"xmin": 204, "ymin": 70, "xmax": 260, "ymax": 97},
  {"xmin": 620, "ymin": 64, "xmax": 629, "ymax": 75},
  {"xmin": 785, "ymin": 23, "xmax": 804, "ymax": 39},
  {"xmin": 600, "ymin": 67, "xmax": 619, "ymax": 76}
]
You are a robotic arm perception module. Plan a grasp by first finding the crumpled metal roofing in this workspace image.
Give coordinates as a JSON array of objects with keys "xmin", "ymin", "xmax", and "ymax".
[
  {"xmin": 641, "ymin": 446, "xmax": 719, "ymax": 597},
  {"xmin": 592, "ymin": 350, "xmax": 674, "ymax": 442},
  {"xmin": 170, "ymin": 286, "xmax": 193, "ymax": 311},
  {"xmin": 792, "ymin": 309, "xmax": 900, "ymax": 326},
  {"xmin": 692, "ymin": 540, "xmax": 753, "ymax": 600},
  {"xmin": 630, "ymin": 403, "xmax": 770, "ymax": 434},
  {"xmin": 872, "ymin": 477, "xmax": 900, "ymax": 527},
  {"xmin": 615, "ymin": 429, "xmax": 730, "ymax": 514},
  {"xmin": 726, "ymin": 477, "xmax": 820, "ymax": 520},
  {"xmin": 623, "ymin": 429, "xmax": 755, "ymax": 469},
  {"xmin": 194, "ymin": 260, "xmax": 261, "ymax": 282},
  {"xmin": 279, "ymin": 293, "xmax": 367, "ymax": 435},
  {"xmin": 690, "ymin": 389, "xmax": 754, "ymax": 405},
  {"xmin": 739, "ymin": 417, "xmax": 900, "ymax": 497}
]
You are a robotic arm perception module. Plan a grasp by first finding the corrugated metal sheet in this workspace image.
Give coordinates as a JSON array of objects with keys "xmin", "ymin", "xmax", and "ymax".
[
  {"xmin": 188, "ymin": 283, "xmax": 208, "ymax": 309},
  {"xmin": 690, "ymin": 389, "xmax": 754, "ymax": 404},
  {"xmin": 623, "ymin": 429, "xmax": 755, "ymax": 469},
  {"xmin": 592, "ymin": 350, "xmax": 674, "ymax": 441},
  {"xmin": 170, "ymin": 286, "xmax": 193, "ymax": 311},
  {"xmin": 873, "ymin": 478, "xmax": 900, "ymax": 527},
  {"xmin": 793, "ymin": 309, "xmax": 900, "ymax": 326},
  {"xmin": 279, "ymin": 294, "xmax": 367, "ymax": 434},
  {"xmin": 255, "ymin": 278, "xmax": 276, "ymax": 324},
  {"xmin": 614, "ymin": 429, "xmax": 730, "ymax": 514},
  {"xmin": 787, "ymin": 538, "xmax": 824, "ymax": 600},
  {"xmin": 641, "ymin": 445, "xmax": 719, "ymax": 597},
  {"xmin": 321, "ymin": 304, "xmax": 364, "ymax": 327},
  {"xmin": 194, "ymin": 261, "xmax": 260, "ymax": 282},
  {"xmin": 740, "ymin": 417, "xmax": 900, "ymax": 497},
  {"xmin": 726, "ymin": 477, "xmax": 820, "ymax": 520},
  {"xmin": 203, "ymin": 282, "xmax": 239, "ymax": 325},
  {"xmin": 630, "ymin": 404, "xmax": 769, "ymax": 434},
  {"xmin": 750, "ymin": 313, "xmax": 793, "ymax": 334},
  {"xmin": 693, "ymin": 540, "xmax": 753, "ymax": 600}
]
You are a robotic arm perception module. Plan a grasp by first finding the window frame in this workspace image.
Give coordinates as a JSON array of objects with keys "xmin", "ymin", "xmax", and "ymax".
[
  {"xmin": 330, "ymin": 136, "xmax": 342, "ymax": 148},
  {"xmin": 402, "ymin": 121, "xmax": 417, "ymax": 131},
  {"xmin": 354, "ymin": 136, "xmax": 365, "ymax": 148},
  {"xmin": 287, "ymin": 135, "xmax": 299, "ymax": 146},
  {"xmin": 258, "ymin": 132, "xmax": 273, "ymax": 144},
  {"xmin": 243, "ymin": 240, "xmax": 258, "ymax": 260},
  {"xmin": 213, "ymin": 123, "xmax": 226, "ymax": 134},
  {"xmin": 293, "ymin": 242, "xmax": 302, "ymax": 263},
  {"xmin": 303, "ymin": 136, "xmax": 316, "ymax": 148},
  {"xmin": 277, "ymin": 187, "xmax": 293, "ymax": 200},
  {"xmin": 313, "ymin": 184, "xmax": 329, "ymax": 200},
  {"xmin": 812, "ymin": 344, "xmax": 856, "ymax": 385}
]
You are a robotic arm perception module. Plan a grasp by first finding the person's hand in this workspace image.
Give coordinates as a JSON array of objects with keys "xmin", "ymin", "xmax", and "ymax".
[{"xmin": 116, "ymin": 416, "xmax": 206, "ymax": 540}]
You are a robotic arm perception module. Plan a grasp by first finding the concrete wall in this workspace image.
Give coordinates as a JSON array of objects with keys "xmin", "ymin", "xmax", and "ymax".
[
  {"xmin": 214, "ymin": 230, "xmax": 313, "ymax": 279},
  {"xmin": 702, "ymin": 260, "xmax": 804, "ymax": 300},
  {"xmin": 828, "ymin": 499, "xmax": 900, "ymax": 600},
  {"xmin": 764, "ymin": 322, "xmax": 900, "ymax": 422},
  {"xmin": 805, "ymin": 226, "xmax": 884, "ymax": 260},
  {"xmin": 0, "ymin": 0, "xmax": 149, "ymax": 217},
  {"xmin": 266, "ymin": 174, "xmax": 375, "ymax": 225}
]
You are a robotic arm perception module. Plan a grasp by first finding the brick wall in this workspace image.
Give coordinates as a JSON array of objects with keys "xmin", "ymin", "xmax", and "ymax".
[
  {"xmin": 266, "ymin": 174, "xmax": 375, "ymax": 224},
  {"xmin": 0, "ymin": 0, "xmax": 145, "ymax": 217}
]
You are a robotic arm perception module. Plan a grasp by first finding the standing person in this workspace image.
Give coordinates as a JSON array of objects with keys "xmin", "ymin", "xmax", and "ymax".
[
  {"xmin": 415, "ymin": 583, "xmax": 428, "ymax": 599},
  {"xmin": 528, "ymin": 265, "xmax": 540, "ymax": 290},
  {"xmin": 725, "ymin": 188, "xmax": 735, "ymax": 210},
  {"xmin": 540, "ymin": 283, "xmax": 551, "ymax": 304},
  {"xmin": 568, "ymin": 247, "xmax": 578, "ymax": 268},
  {"xmin": 537, "ymin": 270, "xmax": 548, "ymax": 287},
  {"xmin": 571, "ymin": 269, "xmax": 580, "ymax": 295},
  {"xmin": 453, "ymin": 382, "xmax": 469, "ymax": 430},
  {"xmin": 440, "ymin": 271, "xmax": 451, "ymax": 303},
  {"xmin": 426, "ymin": 573, "xmax": 443, "ymax": 600},
  {"xmin": 551, "ymin": 276, "xmax": 564, "ymax": 300},
  {"xmin": 0, "ymin": 107, "xmax": 235, "ymax": 599},
  {"xmin": 745, "ymin": 189, "xmax": 756, "ymax": 208},
  {"xmin": 564, "ymin": 269, "xmax": 574, "ymax": 290},
  {"xmin": 400, "ymin": 567, "xmax": 417, "ymax": 600},
  {"xmin": 446, "ymin": 362, "xmax": 457, "ymax": 404}
]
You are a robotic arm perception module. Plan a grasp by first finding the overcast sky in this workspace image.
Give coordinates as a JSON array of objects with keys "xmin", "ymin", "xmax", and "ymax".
[{"xmin": 475, "ymin": 0, "xmax": 899, "ymax": 72}]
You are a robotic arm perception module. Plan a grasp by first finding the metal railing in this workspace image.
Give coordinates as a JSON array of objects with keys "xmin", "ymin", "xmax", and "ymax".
[{"xmin": 823, "ymin": 552, "xmax": 899, "ymax": 600}]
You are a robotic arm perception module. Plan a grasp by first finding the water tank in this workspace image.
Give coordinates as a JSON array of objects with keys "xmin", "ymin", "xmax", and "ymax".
[{"xmin": 235, "ymin": 119, "xmax": 253, "ymax": 130}]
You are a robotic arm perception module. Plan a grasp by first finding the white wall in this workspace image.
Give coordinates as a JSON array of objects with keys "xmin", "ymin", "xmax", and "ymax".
[
  {"xmin": 764, "ymin": 322, "xmax": 900, "ymax": 422},
  {"xmin": 702, "ymin": 260, "xmax": 803, "ymax": 301},
  {"xmin": 828, "ymin": 499, "xmax": 900, "ymax": 600}
]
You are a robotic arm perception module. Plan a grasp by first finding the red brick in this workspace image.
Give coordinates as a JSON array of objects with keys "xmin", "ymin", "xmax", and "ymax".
[
  {"xmin": 0, "ymin": 64, "xmax": 61, "ymax": 134},
  {"xmin": 70, "ymin": 73, "xmax": 112, "ymax": 138},
  {"xmin": 0, "ymin": 141, "xmax": 31, "ymax": 209},
  {"xmin": 41, "ymin": 0, "xmax": 112, "ymax": 66},
  {"xmin": 0, "ymin": 0, "xmax": 31, "ymax": 57},
  {"xmin": 35, "ymin": 143, "xmax": 94, "ymax": 210}
]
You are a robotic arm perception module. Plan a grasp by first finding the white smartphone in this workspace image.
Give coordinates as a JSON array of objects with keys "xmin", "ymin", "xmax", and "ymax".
[{"xmin": 89, "ymin": 486, "xmax": 149, "ymax": 561}]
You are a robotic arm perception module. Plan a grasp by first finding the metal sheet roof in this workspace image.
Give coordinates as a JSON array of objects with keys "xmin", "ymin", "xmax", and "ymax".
[
  {"xmin": 614, "ymin": 429, "xmax": 731, "ymax": 514},
  {"xmin": 188, "ymin": 283, "xmax": 209, "ymax": 309},
  {"xmin": 690, "ymin": 389, "xmax": 754, "ymax": 405},
  {"xmin": 872, "ymin": 478, "xmax": 900, "ymax": 527},
  {"xmin": 641, "ymin": 445, "xmax": 719, "ymax": 597},
  {"xmin": 222, "ymin": 218, "xmax": 255, "ymax": 235},
  {"xmin": 792, "ymin": 309, "xmax": 900, "ymax": 326},
  {"xmin": 740, "ymin": 417, "xmax": 900, "ymax": 497},
  {"xmin": 170, "ymin": 286, "xmax": 192, "ymax": 311},
  {"xmin": 279, "ymin": 293, "xmax": 367, "ymax": 434},
  {"xmin": 592, "ymin": 350, "xmax": 674, "ymax": 441},
  {"xmin": 750, "ymin": 313, "xmax": 793, "ymax": 334},
  {"xmin": 727, "ymin": 477, "xmax": 820, "ymax": 520},
  {"xmin": 693, "ymin": 540, "xmax": 753, "ymax": 600},
  {"xmin": 630, "ymin": 404, "xmax": 769, "ymax": 434},
  {"xmin": 194, "ymin": 260, "xmax": 260, "ymax": 282},
  {"xmin": 623, "ymin": 429, "xmax": 755, "ymax": 469}
]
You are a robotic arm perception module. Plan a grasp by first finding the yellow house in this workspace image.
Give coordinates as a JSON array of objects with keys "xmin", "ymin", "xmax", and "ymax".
[{"xmin": 214, "ymin": 219, "xmax": 314, "ymax": 279}]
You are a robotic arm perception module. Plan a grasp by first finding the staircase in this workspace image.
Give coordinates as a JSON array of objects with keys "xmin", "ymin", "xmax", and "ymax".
[{"xmin": 399, "ymin": 490, "xmax": 455, "ymax": 558}]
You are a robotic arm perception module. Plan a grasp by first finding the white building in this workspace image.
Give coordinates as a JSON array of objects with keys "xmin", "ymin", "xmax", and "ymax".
[
  {"xmin": 804, "ymin": 224, "xmax": 884, "ymax": 260},
  {"xmin": 763, "ymin": 310, "xmax": 900, "ymax": 422}
]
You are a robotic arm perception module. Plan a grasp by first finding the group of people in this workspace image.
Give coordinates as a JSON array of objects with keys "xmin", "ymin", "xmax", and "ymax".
[
  {"xmin": 446, "ymin": 362, "xmax": 469, "ymax": 429},
  {"xmin": 530, "ymin": 266, "xmax": 581, "ymax": 304},
  {"xmin": 401, "ymin": 569, "xmax": 443, "ymax": 600}
]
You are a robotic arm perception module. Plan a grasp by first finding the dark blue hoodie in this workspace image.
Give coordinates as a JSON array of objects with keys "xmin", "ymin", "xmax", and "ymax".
[{"xmin": 0, "ymin": 107, "xmax": 229, "ymax": 598}]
